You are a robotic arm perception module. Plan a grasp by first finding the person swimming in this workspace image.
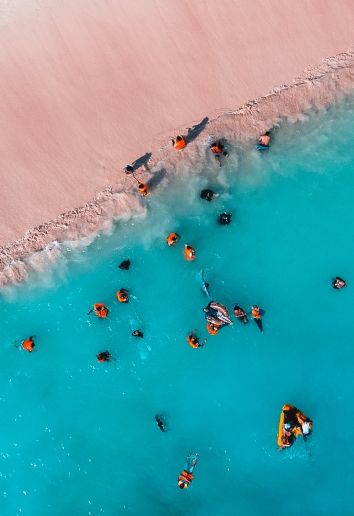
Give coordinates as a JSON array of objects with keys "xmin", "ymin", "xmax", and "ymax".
[
  {"xmin": 132, "ymin": 330, "xmax": 144, "ymax": 338},
  {"xmin": 258, "ymin": 131, "xmax": 271, "ymax": 148},
  {"xmin": 172, "ymin": 135, "xmax": 187, "ymax": 150},
  {"xmin": 166, "ymin": 232, "xmax": 180, "ymax": 246},
  {"xmin": 155, "ymin": 414, "xmax": 167, "ymax": 432},
  {"xmin": 218, "ymin": 213, "xmax": 232, "ymax": 225},
  {"xmin": 22, "ymin": 336, "xmax": 35, "ymax": 352},
  {"xmin": 118, "ymin": 259, "xmax": 131, "ymax": 270},
  {"xmin": 91, "ymin": 303, "xmax": 109, "ymax": 318},
  {"xmin": 184, "ymin": 244, "xmax": 196, "ymax": 261},
  {"xmin": 187, "ymin": 333, "xmax": 205, "ymax": 349},
  {"xmin": 233, "ymin": 305, "xmax": 248, "ymax": 324},
  {"xmin": 207, "ymin": 321, "xmax": 220, "ymax": 335},
  {"xmin": 200, "ymin": 270, "xmax": 210, "ymax": 297},
  {"xmin": 96, "ymin": 350, "xmax": 111, "ymax": 362},
  {"xmin": 200, "ymin": 189, "xmax": 217, "ymax": 202},
  {"xmin": 177, "ymin": 453, "xmax": 198, "ymax": 489},
  {"xmin": 210, "ymin": 141, "xmax": 228, "ymax": 166},
  {"xmin": 332, "ymin": 276, "xmax": 346, "ymax": 289},
  {"xmin": 117, "ymin": 289, "xmax": 129, "ymax": 303},
  {"xmin": 251, "ymin": 305, "xmax": 263, "ymax": 332}
]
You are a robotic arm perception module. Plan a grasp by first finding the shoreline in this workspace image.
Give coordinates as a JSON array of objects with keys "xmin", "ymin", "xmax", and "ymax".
[{"xmin": 1, "ymin": 47, "xmax": 354, "ymax": 287}]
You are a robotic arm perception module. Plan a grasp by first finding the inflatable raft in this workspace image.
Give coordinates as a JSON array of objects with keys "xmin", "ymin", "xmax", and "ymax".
[{"xmin": 277, "ymin": 404, "xmax": 312, "ymax": 449}]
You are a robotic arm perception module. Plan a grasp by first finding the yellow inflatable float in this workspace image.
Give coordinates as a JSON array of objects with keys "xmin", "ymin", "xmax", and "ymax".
[{"xmin": 277, "ymin": 404, "xmax": 312, "ymax": 449}]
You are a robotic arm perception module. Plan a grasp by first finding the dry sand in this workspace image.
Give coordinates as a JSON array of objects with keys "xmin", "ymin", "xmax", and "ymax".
[{"xmin": 0, "ymin": 0, "xmax": 354, "ymax": 284}]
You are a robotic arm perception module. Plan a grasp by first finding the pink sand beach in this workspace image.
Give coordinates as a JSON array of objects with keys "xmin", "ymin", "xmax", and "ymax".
[{"xmin": 0, "ymin": 0, "xmax": 354, "ymax": 284}]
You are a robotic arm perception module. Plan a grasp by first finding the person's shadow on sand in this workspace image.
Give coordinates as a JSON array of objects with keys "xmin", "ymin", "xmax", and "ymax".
[
  {"xmin": 186, "ymin": 117, "xmax": 209, "ymax": 143},
  {"xmin": 132, "ymin": 152, "xmax": 152, "ymax": 170},
  {"xmin": 148, "ymin": 168, "xmax": 167, "ymax": 191}
]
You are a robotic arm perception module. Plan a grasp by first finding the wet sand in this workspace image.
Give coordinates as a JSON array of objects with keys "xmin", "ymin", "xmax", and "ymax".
[{"xmin": 0, "ymin": 0, "xmax": 354, "ymax": 284}]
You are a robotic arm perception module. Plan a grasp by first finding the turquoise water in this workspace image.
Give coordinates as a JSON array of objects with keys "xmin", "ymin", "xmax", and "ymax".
[{"xmin": 1, "ymin": 96, "xmax": 354, "ymax": 515}]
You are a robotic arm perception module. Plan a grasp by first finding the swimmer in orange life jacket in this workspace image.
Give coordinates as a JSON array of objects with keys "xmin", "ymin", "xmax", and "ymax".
[
  {"xmin": 166, "ymin": 232, "xmax": 180, "ymax": 247},
  {"xmin": 184, "ymin": 244, "xmax": 196, "ymax": 261},
  {"xmin": 187, "ymin": 333, "xmax": 205, "ymax": 348},
  {"xmin": 117, "ymin": 289, "xmax": 129, "ymax": 303},
  {"xmin": 210, "ymin": 141, "xmax": 228, "ymax": 166},
  {"xmin": 172, "ymin": 135, "xmax": 187, "ymax": 150},
  {"xmin": 206, "ymin": 321, "xmax": 220, "ymax": 335},
  {"xmin": 91, "ymin": 303, "xmax": 109, "ymax": 318},
  {"xmin": 177, "ymin": 453, "xmax": 198, "ymax": 489},
  {"xmin": 96, "ymin": 350, "xmax": 111, "ymax": 362},
  {"xmin": 251, "ymin": 305, "xmax": 263, "ymax": 333},
  {"xmin": 138, "ymin": 182, "xmax": 149, "ymax": 197},
  {"xmin": 22, "ymin": 336, "xmax": 35, "ymax": 352}
]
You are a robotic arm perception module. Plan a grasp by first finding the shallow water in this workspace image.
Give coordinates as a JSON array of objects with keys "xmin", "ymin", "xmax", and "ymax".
[{"xmin": 1, "ymin": 97, "xmax": 354, "ymax": 515}]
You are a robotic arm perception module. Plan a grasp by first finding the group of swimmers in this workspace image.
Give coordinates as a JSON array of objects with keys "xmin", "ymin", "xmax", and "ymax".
[{"xmin": 19, "ymin": 129, "xmax": 347, "ymax": 490}]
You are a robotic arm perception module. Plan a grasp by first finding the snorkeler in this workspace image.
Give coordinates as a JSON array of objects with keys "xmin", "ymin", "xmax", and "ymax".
[
  {"xmin": 96, "ymin": 350, "xmax": 111, "ymax": 363},
  {"xmin": 233, "ymin": 305, "xmax": 249, "ymax": 324},
  {"xmin": 90, "ymin": 303, "xmax": 109, "ymax": 318},
  {"xmin": 166, "ymin": 232, "xmax": 180, "ymax": 246},
  {"xmin": 218, "ymin": 213, "xmax": 232, "ymax": 225},
  {"xmin": 22, "ymin": 336, "xmax": 35, "ymax": 352},
  {"xmin": 200, "ymin": 189, "xmax": 217, "ymax": 202},
  {"xmin": 177, "ymin": 453, "xmax": 198, "ymax": 489},
  {"xmin": 332, "ymin": 276, "xmax": 346, "ymax": 289},
  {"xmin": 117, "ymin": 289, "xmax": 129, "ymax": 303},
  {"xmin": 207, "ymin": 321, "xmax": 220, "ymax": 335},
  {"xmin": 200, "ymin": 270, "xmax": 210, "ymax": 297},
  {"xmin": 155, "ymin": 414, "xmax": 167, "ymax": 432},
  {"xmin": 172, "ymin": 135, "xmax": 187, "ymax": 150},
  {"xmin": 251, "ymin": 305, "xmax": 263, "ymax": 332},
  {"xmin": 184, "ymin": 244, "xmax": 196, "ymax": 261},
  {"xmin": 187, "ymin": 333, "xmax": 205, "ymax": 349},
  {"xmin": 132, "ymin": 330, "xmax": 144, "ymax": 338},
  {"xmin": 118, "ymin": 259, "xmax": 131, "ymax": 270}
]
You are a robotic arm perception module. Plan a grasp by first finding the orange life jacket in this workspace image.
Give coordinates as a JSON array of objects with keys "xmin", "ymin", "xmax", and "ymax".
[
  {"xmin": 210, "ymin": 143, "xmax": 223, "ymax": 154},
  {"xmin": 184, "ymin": 245, "xmax": 196, "ymax": 261},
  {"xmin": 187, "ymin": 334, "xmax": 200, "ymax": 348},
  {"xmin": 117, "ymin": 289, "xmax": 129, "ymax": 303},
  {"xmin": 173, "ymin": 136, "xmax": 187, "ymax": 150},
  {"xmin": 138, "ymin": 183, "xmax": 149, "ymax": 197},
  {"xmin": 94, "ymin": 303, "xmax": 109, "ymax": 318},
  {"xmin": 166, "ymin": 233, "xmax": 179, "ymax": 246},
  {"xmin": 252, "ymin": 307, "xmax": 261, "ymax": 319},
  {"xmin": 177, "ymin": 470, "xmax": 193, "ymax": 488},
  {"xmin": 22, "ymin": 338, "xmax": 34, "ymax": 352},
  {"xmin": 207, "ymin": 322, "xmax": 219, "ymax": 335}
]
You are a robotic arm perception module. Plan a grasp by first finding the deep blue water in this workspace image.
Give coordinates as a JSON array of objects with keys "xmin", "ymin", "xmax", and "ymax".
[{"xmin": 1, "ymin": 96, "xmax": 354, "ymax": 515}]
